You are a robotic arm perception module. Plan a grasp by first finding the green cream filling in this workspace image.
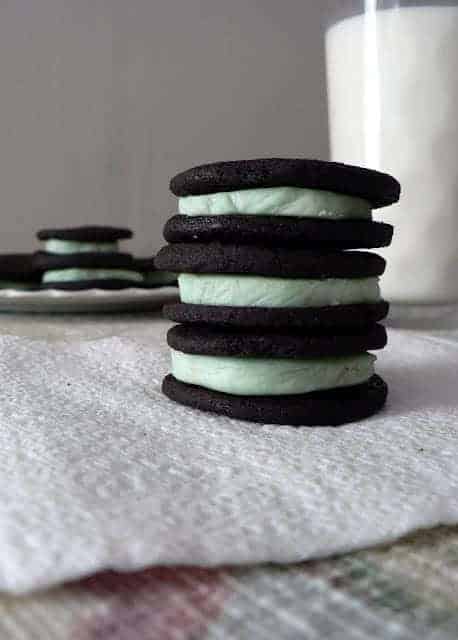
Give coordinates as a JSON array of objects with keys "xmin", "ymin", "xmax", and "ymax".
[
  {"xmin": 42, "ymin": 269, "xmax": 143, "ymax": 283},
  {"xmin": 142, "ymin": 271, "xmax": 177, "ymax": 286},
  {"xmin": 178, "ymin": 187, "xmax": 372, "ymax": 219},
  {"xmin": 44, "ymin": 240, "xmax": 119, "ymax": 254},
  {"xmin": 171, "ymin": 350, "xmax": 376, "ymax": 396},
  {"xmin": 178, "ymin": 274, "xmax": 380, "ymax": 308}
]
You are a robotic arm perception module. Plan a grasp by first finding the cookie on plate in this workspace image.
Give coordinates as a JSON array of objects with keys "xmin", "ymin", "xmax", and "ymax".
[
  {"xmin": 0, "ymin": 254, "xmax": 42, "ymax": 290},
  {"xmin": 133, "ymin": 257, "xmax": 177, "ymax": 289},
  {"xmin": 36, "ymin": 226, "xmax": 142, "ymax": 290}
]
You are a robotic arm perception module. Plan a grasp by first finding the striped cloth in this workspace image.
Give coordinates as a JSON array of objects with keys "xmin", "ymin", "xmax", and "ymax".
[{"xmin": 0, "ymin": 526, "xmax": 457, "ymax": 640}]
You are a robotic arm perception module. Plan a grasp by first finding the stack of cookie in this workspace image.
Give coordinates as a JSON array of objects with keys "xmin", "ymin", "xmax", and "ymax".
[
  {"xmin": 156, "ymin": 159, "xmax": 400, "ymax": 426},
  {"xmin": 35, "ymin": 226, "xmax": 143, "ymax": 290}
]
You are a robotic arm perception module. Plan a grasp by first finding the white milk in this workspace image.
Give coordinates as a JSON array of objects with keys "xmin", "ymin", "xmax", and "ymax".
[{"xmin": 326, "ymin": 6, "xmax": 458, "ymax": 304}]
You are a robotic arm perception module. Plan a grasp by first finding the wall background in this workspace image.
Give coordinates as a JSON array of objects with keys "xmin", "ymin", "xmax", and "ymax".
[{"xmin": 0, "ymin": 0, "xmax": 328, "ymax": 254}]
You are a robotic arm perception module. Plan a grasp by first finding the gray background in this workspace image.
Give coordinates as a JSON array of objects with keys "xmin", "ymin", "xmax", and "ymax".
[{"xmin": 0, "ymin": 0, "xmax": 328, "ymax": 255}]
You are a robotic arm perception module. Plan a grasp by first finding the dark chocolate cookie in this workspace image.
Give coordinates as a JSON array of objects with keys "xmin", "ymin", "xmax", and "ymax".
[
  {"xmin": 41, "ymin": 279, "xmax": 140, "ymax": 291},
  {"xmin": 163, "ymin": 301, "xmax": 389, "ymax": 330},
  {"xmin": 167, "ymin": 323, "xmax": 387, "ymax": 358},
  {"xmin": 34, "ymin": 251, "xmax": 135, "ymax": 270},
  {"xmin": 170, "ymin": 158, "xmax": 400, "ymax": 208},
  {"xmin": 0, "ymin": 253, "xmax": 43, "ymax": 282},
  {"xmin": 164, "ymin": 215, "xmax": 394, "ymax": 250},
  {"xmin": 37, "ymin": 226, "xmax": 133, "ymax": 242},
  {"xmin": 162, "ymin": 374, "xmax": 388, "ymax": 426},
  {"xmin": 155, "ymin": 243, "xmax": 386, "ymax": 278}
]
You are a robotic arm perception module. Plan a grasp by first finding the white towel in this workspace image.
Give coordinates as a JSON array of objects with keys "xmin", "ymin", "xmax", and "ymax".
[{"xmin": 0, "ymin": 329, "xmax": 456, "ymax": 594}]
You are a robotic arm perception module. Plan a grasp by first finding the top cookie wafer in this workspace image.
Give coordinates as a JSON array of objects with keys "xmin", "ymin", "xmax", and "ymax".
[{"xmin": 170, "ymin": 158, "xmax": 401, "ymax": 208}]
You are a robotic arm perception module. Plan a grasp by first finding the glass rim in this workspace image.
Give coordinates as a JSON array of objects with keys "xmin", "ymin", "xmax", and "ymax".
[{"xmin": 326, "ymin": 0, "xmax": 458, "ymax": 28}]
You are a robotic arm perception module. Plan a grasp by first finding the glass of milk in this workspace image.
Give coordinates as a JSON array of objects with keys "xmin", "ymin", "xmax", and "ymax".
[{"xmin": 325, "ymin": 1, "xmax": 458, "ymax": 326}]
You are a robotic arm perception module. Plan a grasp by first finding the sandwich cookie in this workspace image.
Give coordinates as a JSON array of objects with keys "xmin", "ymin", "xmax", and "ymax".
[
  {"xmin": 133, "ymin": 257, "xmax": 177, "ymax": 288},
  {"xmin": 164, "ymin": 323, "xmax": 388, "ymax": 425},
  {"xmin": 35, "ymin": 251, "xmax": 141, "ymax": 290},
  {"xmin": 0, "ymin": 254, "xmax": 42, "ymax": 290},
  {"xmin": 36, "ymin": 226, "xmax": 142, "ymax": 290},
  {"xmin": 169, "ymin": 158, "xmax": 398, "ymax": 249},
  {"xmin": 156, "ymin": 243, "xmax": 388, "ymax": 329}
]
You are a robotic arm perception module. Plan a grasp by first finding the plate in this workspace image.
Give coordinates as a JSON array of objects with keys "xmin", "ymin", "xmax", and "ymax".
[{"xmin": 0, "ymin": 287, "xmax": 179, "ymax": 313}]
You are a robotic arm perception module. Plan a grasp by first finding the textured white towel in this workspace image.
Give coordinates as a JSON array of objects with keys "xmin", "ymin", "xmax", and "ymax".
[{"xmin": 0, "ymin": 329, "xmax": 457, "ymax": 594}]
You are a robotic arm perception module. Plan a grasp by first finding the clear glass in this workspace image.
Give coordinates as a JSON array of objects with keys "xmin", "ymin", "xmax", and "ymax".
[{"xmin": 325, "ymin": 1, "xmax": 458, "ymax": 327}]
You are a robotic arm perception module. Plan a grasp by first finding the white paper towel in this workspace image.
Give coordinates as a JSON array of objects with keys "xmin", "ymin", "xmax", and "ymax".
[{"xmin": 0, "ymin": 329, "xmax": 457, "ymax": 595}]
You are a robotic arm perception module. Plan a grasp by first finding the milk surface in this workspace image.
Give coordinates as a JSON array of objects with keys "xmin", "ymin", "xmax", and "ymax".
[{"xmin": 326, "ymin": 6, "xmax": 458, "ymax": 304}]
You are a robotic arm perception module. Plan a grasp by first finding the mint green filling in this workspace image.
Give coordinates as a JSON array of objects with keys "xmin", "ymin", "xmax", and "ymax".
[
  {"xmin": 44, "ymin": 240, "xmax": 119, "ymax": 254},
  {"xmin": 178, "ymin": 187, "xmax": 372, "ymax": 219},
  {"xmin": 42, "ymin": 269, "xmax": 143, "ymax": 283},
  {"xmin": 171, "ymin": 350, "xmax": 376, "ymax": 396},
  {"xmin": 178, "ymin": 274, "xmax": 380, "ymax": 308},
  {"xmin": 143, "ymin": 271, "xmax": 177, "ymax": 286},
  {"xmin": 0, "ymin": 281, "xmax": 36, "ymax": 290}
]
